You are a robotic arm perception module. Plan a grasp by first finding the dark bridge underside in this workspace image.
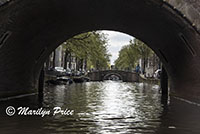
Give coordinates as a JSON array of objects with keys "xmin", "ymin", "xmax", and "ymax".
[{"xmin": 0, "ymin": 0, "xmax": 200, "ymax": 102}]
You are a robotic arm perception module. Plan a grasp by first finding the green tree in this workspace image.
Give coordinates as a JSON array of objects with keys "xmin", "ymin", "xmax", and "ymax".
[
  {"xmin": 62, "ymin": 31, "xmax": 111, "ymax": 70},
  {"xmin": 114, "ymin": 39, "xmax": 153, "ymax": 71},
  {"xmin": 115, "ymin": 45, "xmax": 136, "ymax": 70},
  {"xmin": 130, "ymin": 39, "xmax": 153, "ymax": 73}
]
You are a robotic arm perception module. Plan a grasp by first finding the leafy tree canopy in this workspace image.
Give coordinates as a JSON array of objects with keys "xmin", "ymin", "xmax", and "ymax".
[
  {"xmin": 114, "ymin": 39, "xmax": 153, "ymax": 70},
  {"xmin": 62, "ymin": 31, "xmax": 111, "ymax": 70}
]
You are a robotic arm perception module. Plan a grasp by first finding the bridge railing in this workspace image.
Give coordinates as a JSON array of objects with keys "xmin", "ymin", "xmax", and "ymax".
[{"xmin": 88, "ymin": 69, "xmax": 137, "ymax": 73}]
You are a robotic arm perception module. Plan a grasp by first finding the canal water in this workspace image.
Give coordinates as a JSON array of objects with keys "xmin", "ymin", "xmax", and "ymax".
[{"xmin": 0, "ymin": 81, "xmax": 200, "ymax": 134}]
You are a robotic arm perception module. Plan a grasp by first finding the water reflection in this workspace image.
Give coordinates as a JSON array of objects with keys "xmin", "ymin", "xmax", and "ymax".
[
  {"xmin": 43, "ymin": 81, "xmax": 163, "ymax": 134},
  {"xmin": 0, "ymin": 81, "xmax": 200, "ymax": 134}
]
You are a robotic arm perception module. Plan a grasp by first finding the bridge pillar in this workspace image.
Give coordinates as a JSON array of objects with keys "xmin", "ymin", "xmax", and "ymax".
[
  {"xmin": 88, "ymin": 71, "xmax": 102, "ymax": 81},
  {"xmin": 38, "ymin": 67, "xmax": 45, "ymax": 100},
  {"xmin": 161, "ymin": 66, "xmax": 168, "ymax": 96}
]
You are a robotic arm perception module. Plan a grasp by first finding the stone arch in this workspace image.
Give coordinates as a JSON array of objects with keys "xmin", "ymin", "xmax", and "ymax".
[{"xmin": 0, "ymin": 0, "xmax": 200, "ymax": 102}]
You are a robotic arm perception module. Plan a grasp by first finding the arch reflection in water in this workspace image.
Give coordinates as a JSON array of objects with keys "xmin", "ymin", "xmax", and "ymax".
[{"xmin": 104, "ymin": 74, "xmax": 122, "ymax": 81}]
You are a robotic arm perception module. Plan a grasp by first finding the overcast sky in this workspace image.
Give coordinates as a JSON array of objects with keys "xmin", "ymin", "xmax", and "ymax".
[{"xmin": 101, "ymin": 30, "xmax": 134, "ymax": 65}]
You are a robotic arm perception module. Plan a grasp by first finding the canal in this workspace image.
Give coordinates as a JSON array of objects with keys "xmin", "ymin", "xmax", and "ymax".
[{"xmin": 0, "ymin": 81, "xmax": 200, "ymax": 134}]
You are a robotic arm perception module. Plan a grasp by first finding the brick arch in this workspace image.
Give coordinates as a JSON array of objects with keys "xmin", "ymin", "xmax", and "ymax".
[{"xmin": 0, "ymin": 0, "xmax": 200, "ymax": 102}]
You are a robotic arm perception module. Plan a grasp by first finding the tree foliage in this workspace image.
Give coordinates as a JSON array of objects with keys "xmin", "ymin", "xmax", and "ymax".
[
  {"xmin": 114, "ymin": 45, "xmax": 136, "ymax": 70},
  {"xmin": 114, "ymin": 39, "xmax": 153, "ymax": 70},
  {"xmin": 62, "ymin": 31, "xmax": 111, "ymax": 70},
  {"xmin": 131, "ymin": 39, "xmax": 153, "ymax": 60}
]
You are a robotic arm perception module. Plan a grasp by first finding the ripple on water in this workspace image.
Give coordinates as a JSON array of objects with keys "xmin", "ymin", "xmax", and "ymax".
[{"xmin": 1, "ymin": 81, "xmax": 200, "ymax": 134}]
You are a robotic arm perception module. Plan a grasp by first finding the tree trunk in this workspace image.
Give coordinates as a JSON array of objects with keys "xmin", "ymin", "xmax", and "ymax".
[
  {"xmin": 143, "ymin": 57, "xmax": 146, "ymax": 74},
  {"xmin": 76, "ymin": 57, "xmax": 79, "ymax": 71},
  {"xmin": 84, "ymin": 58, "xmax": 87, "ymax": 71},
  {"xmin": 64, "ymin": 50, "xmax": 69, "ymax": 69},
  {"xmin": 96, "ymin": 60, "xmax": 99, "ymax": 70},
  {"xmin": 80, "ymin": 59, "xmax": 83, "ymax": 70},
  {"xmin": 69, "ymin": 53, "xmax": 72, "ymax": 69}
]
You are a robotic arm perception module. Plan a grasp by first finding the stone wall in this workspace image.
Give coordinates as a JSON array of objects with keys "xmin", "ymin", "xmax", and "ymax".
[{"xmin": 165, "ymin": 0, "xmax": 200, "ymax": 31}]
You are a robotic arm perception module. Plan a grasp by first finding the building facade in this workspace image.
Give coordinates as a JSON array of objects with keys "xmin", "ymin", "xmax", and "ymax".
[{"xmin": 139, "ymin": 54, "xmax": 161, "ymax": 78}]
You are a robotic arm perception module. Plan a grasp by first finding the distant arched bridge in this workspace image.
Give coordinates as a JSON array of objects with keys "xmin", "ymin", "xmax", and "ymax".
[{"xmin": 88, "ymin": 70, "xmax": 139, "ymax": 82}]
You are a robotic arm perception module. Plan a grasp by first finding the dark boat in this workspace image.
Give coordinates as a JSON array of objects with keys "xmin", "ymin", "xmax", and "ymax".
[
  {"xmin": 57, "ymin": 77, "xmax": 73, "ymax": 84},
  {"xmin": 73, "ymin": 76, "xmax": 90, "ymax": 83},
  {"xmin": 73, "ymin": 77, "xmax": 84, "ymax": 83}
]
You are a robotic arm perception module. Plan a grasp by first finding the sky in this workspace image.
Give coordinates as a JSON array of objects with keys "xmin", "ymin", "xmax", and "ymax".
[{"xmin": 101, "ymin": 30, "xmax": 134, "ymax": 65}]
